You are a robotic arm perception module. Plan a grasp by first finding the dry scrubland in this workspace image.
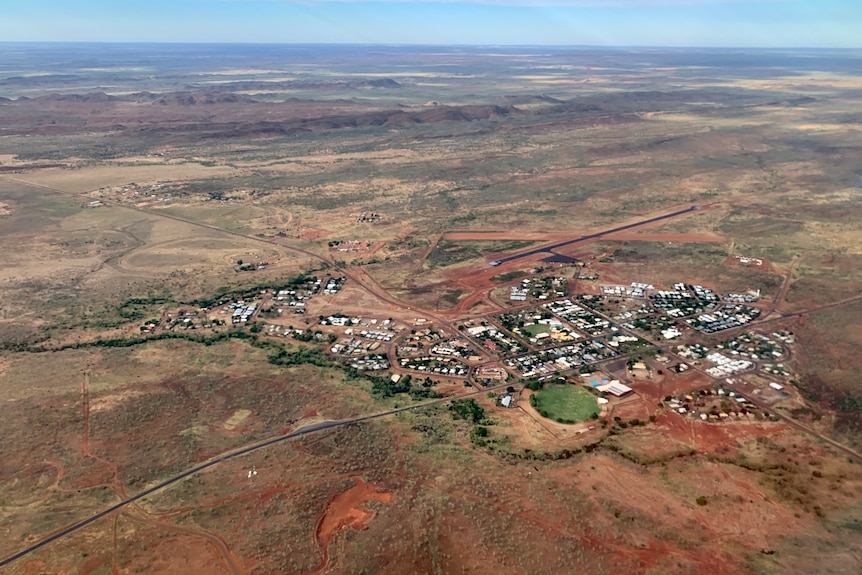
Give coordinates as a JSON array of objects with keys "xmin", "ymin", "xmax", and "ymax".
[{"xmin": 1, "ymin": 45, "xmax": 862, "ymax": 574}]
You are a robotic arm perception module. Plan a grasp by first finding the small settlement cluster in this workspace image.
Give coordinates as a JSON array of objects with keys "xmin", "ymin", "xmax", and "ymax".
[{"xmin": 145, "ymin": 268, "xmax": 797, "ymax": 428}]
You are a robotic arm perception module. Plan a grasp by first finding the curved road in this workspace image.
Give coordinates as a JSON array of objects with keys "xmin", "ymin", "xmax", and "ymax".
[
  {"xmin": 579, "ymin": 291, "xmax": 862, "ymax": 464},
  {"xmin": 0, "ymin": 174, "xmax": 497, "ymax": 367},
  {"xmin": 2, "ymin": 178, "xmax": 857, "ymax": 566}
]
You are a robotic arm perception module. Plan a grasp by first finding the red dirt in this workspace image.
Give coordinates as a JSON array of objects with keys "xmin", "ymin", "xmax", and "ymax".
[
  {"xmin": 438, "ymin": 264, "xmax": 507, "ymax": 316},
  {"xmin": 137, "ymin": 533, "xmax": 234, "ymax": 575},
  {"xmin": 604, "ymin": 232, "xmax": 722, "ymax": 242},
  {"xmin": 650, "ymin": 410, "xmax": 783, "ymax": 456},
  {"xmin": 299, "ymin": 228, "xmax": 330, "ymax": 240},
  {"xmin": 443, "ymin": 231, "xmax": 722, "ymax": 243},
  {"xmin": 317, "ymin": 478, "xmax": 392, "ymax": 546},
  {"xmin": 724, "ymin": 254, "xmax": 782, "ymax": 275},
  {"xmin": 425, "ymin": 206, "xmax": 721, "ymax": 317},
  {"xmin": 633, "ymin": 370, "xmax": 715, "ymax": 403},
  {"xmin": 556, "ymin": 453, "xmax": 807, "ymax": 570},
  {"xmin": 608, "ymin": 396, "xmax": 652, "ymax": 421},
  {"xmin": 310, "ymin": 477, "xmax": 393, "ymax": 573},
  {"xmin": 21, "ymin": 560, "xmax": 47, "ymax": 573}
]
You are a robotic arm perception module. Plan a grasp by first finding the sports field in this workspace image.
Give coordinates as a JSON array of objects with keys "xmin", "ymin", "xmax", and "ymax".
[
  {"xmin": 533, "ymin": 385, "xmax": 600, "ymax": 423},
  {"xmin": 523, "ymin": 323, "xmax": 551, "ymax": 337}
]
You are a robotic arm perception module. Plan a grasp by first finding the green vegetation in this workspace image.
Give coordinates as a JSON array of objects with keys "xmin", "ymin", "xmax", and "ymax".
[
  {"xmin": 608, "ymin": 241, "xmax": 727, "ymax": 266},
  {"xmin": 448, "ymin": 398, "xmax": 496, "ymax": 447},
  {"xmin": 115, "ymin": 293, "xmax": 174, "ymax": 323},
  {"xmin": 352, "ymin": 371, "xmax": 441, "ymax": 400},
  {"xmin": 531, "ymin": 385, "xmax": 600, "ymax": 424},
  {"xmin": 449, "ymin": 398, "xmax": 488, "ymax": 424},
  {"xmin": 426, "ymin": 240, "xmax": 539, "ymax": 269},
  {"xmin": 522, "ymin": 323, "xmax": 551, "ymax": 337},
  {"xmin": 191, "ymin": 273, "xmax": 320, "ymax": 308},
  {"xmin": 267, "ymin": 345, "xmax": 334, "ymax": 368},
  {"xmin": 493, "ymin": 270, "xmax": 529, "ymax": 282}
]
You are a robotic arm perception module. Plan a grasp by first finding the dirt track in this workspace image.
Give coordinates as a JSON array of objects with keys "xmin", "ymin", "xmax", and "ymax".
[{"xmin": 429, "ymin": 205, "xmax": 724, "ymax": 317}]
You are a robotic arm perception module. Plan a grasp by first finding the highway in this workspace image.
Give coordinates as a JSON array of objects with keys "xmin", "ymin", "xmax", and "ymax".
[
  {"xmin": 0, "ymin": 386, "xmax": 508, "ymax": 568},
  {"xmin": 574, "ymin": 287, "xmax": 862, "ymax": 464},
  {"xmin": 0, "ymin": 420, "xmax": 330, "ymax": 568},
  {"xmin": 489, "ymin": 205, "xmax": 700, "ymax": 266},
  {"xmin": 2, "ymin": 178, "xmax": 858, "ymax": 567},
  {"xmin": 0, "ymin": 174, "xmax": 499, "ymax": 371}
]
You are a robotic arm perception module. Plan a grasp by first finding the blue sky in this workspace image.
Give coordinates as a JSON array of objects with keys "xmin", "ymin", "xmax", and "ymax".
[{"xmin": 1, "ymin": 0, "xmax": 859, "ymax": 47}]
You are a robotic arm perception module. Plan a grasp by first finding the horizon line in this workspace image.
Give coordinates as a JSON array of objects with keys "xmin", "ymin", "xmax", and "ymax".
[{"xmin": 0, "ymin": 41, "xmax": 860, "ymax": 50}]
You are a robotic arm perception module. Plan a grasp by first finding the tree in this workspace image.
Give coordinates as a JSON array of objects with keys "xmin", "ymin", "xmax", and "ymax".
[{"xmin": 449, "ymin": 399, "xmax": 486, "ymax": 424}]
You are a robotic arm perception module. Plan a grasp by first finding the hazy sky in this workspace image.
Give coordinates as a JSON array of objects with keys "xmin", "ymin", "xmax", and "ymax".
[{"xmin": 1, "ymin": 0, "xmax": 859, "ymax": 47}]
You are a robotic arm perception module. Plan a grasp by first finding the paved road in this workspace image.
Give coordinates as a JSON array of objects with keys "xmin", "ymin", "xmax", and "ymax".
[
  {"xmin": 0, "ymin": 175, "xmax": 498, "ymax": 369},
  {"xmin": 2, "ymin": 179, "xmax": 857, "ymax": 564},
  {"xmin": 489, "ymin": 205, "xmax": 700, "ymax": 266},
  {"xmin": 577, "ymin": 293, "xmax": 862, "ymax": 464},
  {"xmin": 0, "ymin": 385, "xmax": 510, "ymax": 568},
  {"xmin": 0, "ymin": 419, "xmax": 331, "ymax": 568}
]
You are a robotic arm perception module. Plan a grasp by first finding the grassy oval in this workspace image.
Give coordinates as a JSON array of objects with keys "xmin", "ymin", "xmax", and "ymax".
[{"xmin": 533, "ymin": 384, "xmax": 600, "ymax": 423}]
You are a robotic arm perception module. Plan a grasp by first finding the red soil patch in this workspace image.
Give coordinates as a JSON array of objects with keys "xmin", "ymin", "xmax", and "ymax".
[
  {"xmin": 299, "ymin": 228, "xmax": 329, "ymax": 240},
  {"xmin": 143, "ymin": 534, "xmax": 234, "ymax": 575},
  {"xmin": 556, "ymin": 453, "xmax": 807, "ymax": 569},
  {"xmin": 724, "ymin": 254, "xmax": 782, "ymax": 275},
  {"xmin": 444, "ymin": 231, "xmax": 577, "ymax": 241},
  {"xmin": 633, "ymin": 370, "xmax": 715, "ymax": 403},
  {"xmin": 608, "ymin": 396, "xmax": 651, "ymax": 421},
  {"xmin": 317, "ymin": 477, "xmax": 392, "ymax": 547},
  {"xmin": 309, "ymin": 477, "xmax": 393, "ymax": 573},
  {"xmin": 443, "ymin": 231, "xmax": 721, "ymax": 243},
  {"xmin": 651, "ymin": 410, "xmax": 783, "ymax": 456},
  {"xmin": 77, "ymin": 552, "xmax": 112, "ymax": 575},
  {"xmin": 21, "ymin": 560, "xmax": 47, "ymax": 573}
]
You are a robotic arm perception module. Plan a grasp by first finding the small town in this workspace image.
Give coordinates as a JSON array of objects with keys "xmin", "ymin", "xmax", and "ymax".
[{"xmin": 138, "ymin": 268, "xmax": 802, "ymax": 439}]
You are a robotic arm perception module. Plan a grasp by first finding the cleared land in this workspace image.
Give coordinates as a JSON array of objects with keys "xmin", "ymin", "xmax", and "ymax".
[
  {"xmin": 533, "ymin": 385, "xmax": 601, "ymax": 423},
  {"xmin": 1, "ymin": 44, "xmax": 862, "ymax": 575}
]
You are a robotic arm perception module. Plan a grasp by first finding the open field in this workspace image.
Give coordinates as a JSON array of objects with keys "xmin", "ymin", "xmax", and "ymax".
[
  {"xmin": 533, "ymin": 385, "xmax": 601, "ymax": 423},
  {"xmin": 1, "ymin": 44, "xmax": 862, "ymax": 574}
]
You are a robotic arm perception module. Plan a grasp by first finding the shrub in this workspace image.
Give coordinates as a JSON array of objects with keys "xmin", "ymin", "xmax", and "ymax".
[{"xmin": 449, "ymin": 399, "xmax": 487, "ymax": 424}]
